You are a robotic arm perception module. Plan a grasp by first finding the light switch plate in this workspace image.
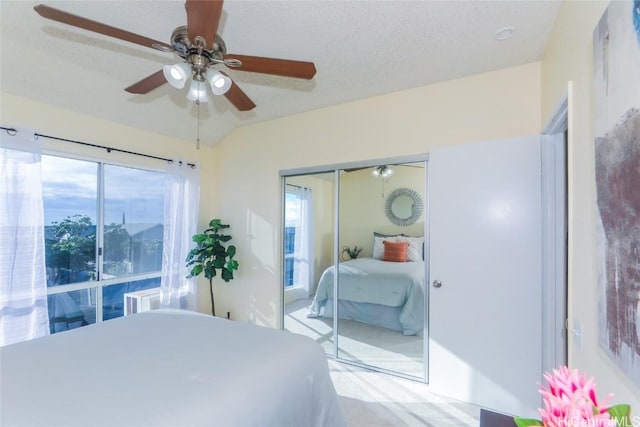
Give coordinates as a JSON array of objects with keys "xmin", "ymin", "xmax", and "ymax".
[{"xmin": 571, "ymin": 319, "xmax": 582, "ymax": 350}]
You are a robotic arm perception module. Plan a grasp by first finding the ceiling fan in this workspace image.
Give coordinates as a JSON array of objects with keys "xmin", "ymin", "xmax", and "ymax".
[
  {"xmin": 344, "ymin": 164, "xmax": 424, "ymax": 177},
  {"xmin": 33, "ymin": 0, "xmax": 317, "ymax": 112}
]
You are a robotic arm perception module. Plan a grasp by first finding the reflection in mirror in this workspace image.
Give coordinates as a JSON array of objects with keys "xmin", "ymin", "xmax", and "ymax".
[
  {"xmin": 336, "ymin": 162, "xmax": 426, "ymax": 378},
  {"xmin": 385, "ymin": 187, "xmax": 424, "ymax": 226},
  {"xmin": 392, "ymin": 194, "xmax": 414, "ymax": 218},
  {"xmin": 283, "ymin": 172, "xmax": 335, "ymax": 355},
  {"xmin": 282, "ymin": 161, "xmax": 426, "ymax": 380}
]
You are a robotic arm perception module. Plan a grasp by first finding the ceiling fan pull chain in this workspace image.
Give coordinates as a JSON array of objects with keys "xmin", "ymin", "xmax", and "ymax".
[{"xmin": 196, "ymin": 100, "xmax": 201, "ymax": 150}]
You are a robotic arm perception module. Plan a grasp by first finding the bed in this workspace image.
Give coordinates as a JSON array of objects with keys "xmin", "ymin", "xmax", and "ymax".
[
  {"xmin": 307, "ymin": 257, "xmax": 425, "ymax": 335},
  {"xmin": 0, "ymin": 309, "xmax": 347, "ymax": 427}
]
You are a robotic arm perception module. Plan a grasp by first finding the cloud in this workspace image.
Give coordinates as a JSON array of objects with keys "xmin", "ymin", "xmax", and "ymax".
[{"xmin": 42, "ymin": 155, "xmax": 164, "ymax": 225}]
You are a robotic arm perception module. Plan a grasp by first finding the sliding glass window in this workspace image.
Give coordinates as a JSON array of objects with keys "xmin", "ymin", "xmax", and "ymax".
[{"xmin": 42, "ymin": 154, "xmax": 164, "ymax": 333}]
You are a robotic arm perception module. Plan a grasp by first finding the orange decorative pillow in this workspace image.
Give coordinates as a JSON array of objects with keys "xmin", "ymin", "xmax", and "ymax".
[{"xmin": 383, "ymin": 240, "xmax": 409, "ymax": 262}]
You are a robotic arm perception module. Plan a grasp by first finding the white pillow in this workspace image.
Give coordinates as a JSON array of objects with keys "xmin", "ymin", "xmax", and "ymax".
[
  {"xmin": 397, "ymin": 235, "xmax": 424, "ymax": 262},
  {"xmin": 372, "ymin": 235, "xmax": 398, "ymax": 260}
]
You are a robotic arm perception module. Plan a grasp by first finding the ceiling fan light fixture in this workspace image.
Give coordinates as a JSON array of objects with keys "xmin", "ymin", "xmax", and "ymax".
[
  {"xmin": 206, "ymin": 69, "xmax": 232, "ymax": 95},
  {"xmin": 372, "ymin": 165, "xmax": 393, "ymax": 178},
  {"xmin": 163, "ymin": 62, "xmax": 191, "ymax": 89},
  {"xmin": 186, "ymin": 79, "xmax": 208, "ymax": 103}
]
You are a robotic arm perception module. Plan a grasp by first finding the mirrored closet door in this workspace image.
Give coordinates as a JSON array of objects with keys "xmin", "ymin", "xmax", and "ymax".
[
  {"xmin": 282, "ymin": 159, "xmax": 427, "ymax": 380},
  {"xmin": 282, "ymin": 172, "xmax": 336, "ymax": 355}
]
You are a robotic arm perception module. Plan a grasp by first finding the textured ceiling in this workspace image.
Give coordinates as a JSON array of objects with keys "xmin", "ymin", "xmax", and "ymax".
[{"xmin": 0, "ymin": 0, "xmax": 561, "ymax": 147}]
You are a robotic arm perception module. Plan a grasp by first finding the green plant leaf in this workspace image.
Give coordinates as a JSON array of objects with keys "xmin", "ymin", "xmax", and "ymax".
[
  {"xmin": 513, "ymin": 418, "xmax": 543, "ymax": 427},
  {"xmin": 192, "ymin": 234, "xmax": 207, "ymax": 243},
  {"xmin": 227, "ymin": 245, "xmax": 236, "ymax": 258},
  {"xmin": 185, "ymin": 220, "xmax": 238, "ymax": 292},
  {"xmin": 221, "ymin": 268, "xmax": 233, "ymax": 282},
  {"xmin": 608, "ymin": 404, "xmax": 632, "ymax": 427},
  {"xmin": 204, "ymin": 265, "xmax": 216, "ymax": 280},
  {"xmin": 189, "ymin": 264, "xmax": 203, "ymax": 277}
]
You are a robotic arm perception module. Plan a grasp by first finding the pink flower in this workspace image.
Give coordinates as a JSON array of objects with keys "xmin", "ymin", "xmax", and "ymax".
[{"xmin": 538, "ymin": 366, "xmax": 614, "ymax": 427}]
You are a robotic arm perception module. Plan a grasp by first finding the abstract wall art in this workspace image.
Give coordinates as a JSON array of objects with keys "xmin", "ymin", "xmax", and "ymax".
[{"xmin": 593, "ymin": 0, "xmax": 640, "ymax": 387}]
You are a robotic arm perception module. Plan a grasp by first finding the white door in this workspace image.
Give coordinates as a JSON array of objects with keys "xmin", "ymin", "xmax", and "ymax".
[{"xmin": 428, "ymin": 135, "xmax": 543, "ymax": 418}]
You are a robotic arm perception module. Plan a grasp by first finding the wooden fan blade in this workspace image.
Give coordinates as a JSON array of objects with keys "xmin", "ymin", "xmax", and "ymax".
[
  {"xmin": 185, "ymin": 0, "xmax": 223, "ymax": 50},
  {"xmin": 225, "ymin": 54, "xmax": 316, "ymax": 79},
  {"xmin": 34, "ymin": 4, "xmax": 173, "ymax": 52},
  {"xmin": 224, "ymin": 80, "xmax": 256, "ymax": 111},
  {"xmin": 125, "ymin": 70, "xmax": 167, "ymax": 94}
]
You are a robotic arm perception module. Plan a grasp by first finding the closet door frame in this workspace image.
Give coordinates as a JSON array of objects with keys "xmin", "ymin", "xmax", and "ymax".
[{"xmin": 280, "ymin": 153, "xmax": 429, "ymax": 382}]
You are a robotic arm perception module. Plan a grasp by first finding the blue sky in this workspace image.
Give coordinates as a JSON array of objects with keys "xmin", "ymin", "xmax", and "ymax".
[{"xmin": 41, "ymin": 155, "xmax": 164, "ymax": 226}]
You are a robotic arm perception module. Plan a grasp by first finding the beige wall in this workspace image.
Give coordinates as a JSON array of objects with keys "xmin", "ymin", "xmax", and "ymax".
[
  {"xmin": 541, "ymin": 0, "xmax": 639, "ymax": 410},
  {"xmin": 0, "ymin": 92, "xmax": 218, "ymax": 313},
  {"xmin": 0, "ymin": 63, "xmax": 540, "ymax": 326},
  {"xmin": 211, "ymin": 61, "xmax": 541, "ymax": 328},
  {"xmin": 339, "ymin": 165, "xmax": 425, "ymax": 257}
]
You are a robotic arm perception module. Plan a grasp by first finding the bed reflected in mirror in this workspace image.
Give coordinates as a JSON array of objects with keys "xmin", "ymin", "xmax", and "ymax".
[
  {"xmin": 282, "ymin": 160, "xmax": 426, "ymax": 380},
  {"xmin": 335, "ymin": 162, "xmax": 426, "ymax": 378}
]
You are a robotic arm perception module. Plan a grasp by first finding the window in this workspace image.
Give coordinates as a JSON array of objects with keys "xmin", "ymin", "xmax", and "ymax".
[
  {"xmin": 42, "ymin": 155, "xmax": 164, "ymax": 333},
  {"xmin": 284, "ymin": 225, "xmax": 296, "ymax": 287},
  {"xmin": 284, "ymin": 187, "xmax": 313, "ymax": 296}
]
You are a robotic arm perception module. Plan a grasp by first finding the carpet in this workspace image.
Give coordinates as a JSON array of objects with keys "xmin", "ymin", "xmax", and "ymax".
[
  {"xmin": 285, "ymin": 298, "xmax": 424, "ymax": 377},
  {"xmin": 329, "ymin": 360, "xmax": 480, "ymax": 427}
]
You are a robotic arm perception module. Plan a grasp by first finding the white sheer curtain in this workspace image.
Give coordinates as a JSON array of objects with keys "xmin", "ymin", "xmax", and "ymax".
[
  {"xmin": 291, "ymin": 186, "xmax": 314, "ymax": 296},
  {"xmin": 161, "ymin": 161, "xmax": 200, "ymax": 310},
  {"xmin": 0, "ymin": 129, "xmax": 49, "ymax": 346}
]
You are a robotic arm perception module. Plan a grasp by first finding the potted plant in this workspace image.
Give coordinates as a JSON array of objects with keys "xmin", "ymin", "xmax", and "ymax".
[
  {"xmin": 340, "ymin": 245, "xmax": 362, "ymax": 261},
  {"xmin": 185, "ymin": 219, "xmax": 239, "ymax": 316}
]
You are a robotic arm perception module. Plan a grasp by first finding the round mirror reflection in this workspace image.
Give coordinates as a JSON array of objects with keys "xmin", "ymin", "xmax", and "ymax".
[
  {"xmin": 385, "ymin": 188, "xmax": 424, "ymax": 226},
  {"xmin": 391, "ymin": 194, "xmax": 414, "ymax": 219}
]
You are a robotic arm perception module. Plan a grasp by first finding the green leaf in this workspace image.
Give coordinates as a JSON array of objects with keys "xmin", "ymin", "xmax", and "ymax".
[
  {"xmin": 189, "ymin": 264, "xmax": 203, "ymax": 277},
  {"xmin": 227, "ymin": 245, "xmax": 236, "ymax": 258},
  {"xmin": 513, "ymin": 418, "xmax": 543, "ymax": 427},
  {"xmin": 204, "ymin": 265, "xmax": 217, "ymax": 280},
  {"xmin": 608, "ymin": 404, "xmax": 632, "ymax": 427},
  {"xmin": 221, "ymin": 269, "xmax": 233, "ymax": 282},
  {"xmin": 192, "ymin": 234, "xmax": 207, "ymax": 243}
]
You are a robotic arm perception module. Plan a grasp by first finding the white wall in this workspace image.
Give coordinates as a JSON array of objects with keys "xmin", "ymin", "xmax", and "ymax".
[
  {"xmin": 541, "ymin": 0, "xmax": 640, "ymax": 411},
  {"xmin": 210, "ymin": 62, "xmax": 541, "ymax": 327}
]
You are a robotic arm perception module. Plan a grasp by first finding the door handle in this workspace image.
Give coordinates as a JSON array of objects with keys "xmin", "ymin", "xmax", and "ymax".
[{"xmin": 432, "ymin": 279, "xmax": 442, "ymax": 288}]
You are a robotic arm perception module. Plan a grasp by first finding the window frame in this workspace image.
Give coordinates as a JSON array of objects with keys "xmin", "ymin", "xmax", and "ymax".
[{"xmin": 41, "ymin": 149, "xmax": 166, "ymax": 326}]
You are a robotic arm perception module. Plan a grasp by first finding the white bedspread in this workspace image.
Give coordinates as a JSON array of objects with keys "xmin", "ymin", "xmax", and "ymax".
[
  {"xmin": 0, "ymin": 309, "xmax": 346, "ymax": 427},
  {"xmin": 308, "ymin": 258, "xmax": 425, "ymax": 335}
]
